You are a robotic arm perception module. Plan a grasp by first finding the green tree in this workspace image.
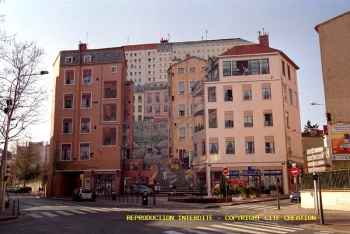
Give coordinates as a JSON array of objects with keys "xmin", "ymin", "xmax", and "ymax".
[
  {"xmin": 219, "ymin": 174, "xmax": 227, "ymax": 197},
  {"xmin": 303, "ymin": 120, "xmax": 319, "ymax": 134}
]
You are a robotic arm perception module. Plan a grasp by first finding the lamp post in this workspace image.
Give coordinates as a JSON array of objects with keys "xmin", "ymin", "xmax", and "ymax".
[{"xmin": 0, "ymin": 71, "xmax": 49, "ymax": 212}]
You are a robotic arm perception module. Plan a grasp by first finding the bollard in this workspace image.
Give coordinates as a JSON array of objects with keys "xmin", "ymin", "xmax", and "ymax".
[
  {"xmin": 17, "ymin": 199, "xmax": 20, "ymax": 216},
  {"xmin": 12, "ymin": 200, "xmax": 15, "ymax": 216}
]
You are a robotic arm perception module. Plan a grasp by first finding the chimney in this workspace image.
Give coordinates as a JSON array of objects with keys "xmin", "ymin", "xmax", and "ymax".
[
  {"xmin": 79, "ymin": 42, "xmax": 87, "ymax": 51},
  {"xmin": 258, "ymin": 30, "xmax": 269, "ymax": 47}
]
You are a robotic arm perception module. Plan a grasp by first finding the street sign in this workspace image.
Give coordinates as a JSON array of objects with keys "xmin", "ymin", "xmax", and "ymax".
[
  {"xmin": 291, "ymin": 167, "xmax": 299, "ymax": 177},
  {"xmin": 307, "ymin": 147, "xmax": 324, "ymax": 155},
  {"xmin": 308, "ymin": 166, "xmax": 327, "ymax": 173},
  {"xmin": 222, "ymin": 167, "xmax": 229, "ymax": 175},
  {"xmin": 307, "ymin": 153, "xmax": 325, "ymax": 161},
  {"xmin": 307, "ymin": 160, "xmax": 326, "ymax": 167}
]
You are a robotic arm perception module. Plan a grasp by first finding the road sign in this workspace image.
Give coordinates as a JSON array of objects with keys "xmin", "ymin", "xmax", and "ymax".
[
  {"xmin": 307, "ymin": 147, "xmax": 324, "ymax": 155},
  {"xmin": 307, "ymin": 152, "xmax": 325, "ymax": 161},
  {"xmin": 222, "ymin": 167, "xmax": 229, "ymax": 175},
  {"xmin": 291, "ymin": 167, "xmax": 299, "ymax": 177},
  {"xmin": 308, "ymin": 166, "xmax": 327, "ymax": 173},
  {"xmin": 307, "ymin": 160, "xmax": 326, "ymax": 167}
]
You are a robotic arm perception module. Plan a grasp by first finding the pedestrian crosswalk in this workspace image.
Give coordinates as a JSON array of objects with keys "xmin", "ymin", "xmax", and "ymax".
[
  {"xmin": 164, "ymin": 221, "xmax": 305, "ymax": 234},
  {"xmin": 222, "ymin": 204, "xmax": 293, "ymax": 211},
  {"xmin": 24, "ymin": 206, "xmax": 150, "ymax": 219}
]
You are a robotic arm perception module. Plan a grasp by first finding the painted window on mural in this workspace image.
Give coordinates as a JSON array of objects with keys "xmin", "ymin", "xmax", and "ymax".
[
  {"xmin": 103, "ymin": 104, "xmax": 116, "ymax": 121},
  {"xmin": 102, "ymin": 127, "xmax": 117, "ymax": 146},
  {"xmin": 104, "ymin": 81, "xmax": 117, "ymax": 98},
  {"xmin": 61, "ymin": 144, "xmax": 72, "ymax": 161}
]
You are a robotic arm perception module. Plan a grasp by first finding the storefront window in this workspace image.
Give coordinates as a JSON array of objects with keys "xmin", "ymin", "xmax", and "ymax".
[{"xmin": 94, "ymin": 174, "xmax": 116, "ymax": 195}]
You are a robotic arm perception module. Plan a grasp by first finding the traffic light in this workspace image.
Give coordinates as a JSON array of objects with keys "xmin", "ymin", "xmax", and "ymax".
[{"xmin": 326, "ymin": 112, "xmax": 332, "ymax": 122}]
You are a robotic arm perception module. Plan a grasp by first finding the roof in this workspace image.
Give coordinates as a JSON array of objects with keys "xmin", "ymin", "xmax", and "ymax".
[
  {"xmin": 219, "ymin": 44, "xmax": 299, "ymax": 70},
  {"xmin": 315, "ymin": 11, "xmax": 350, "ymax": 32}
]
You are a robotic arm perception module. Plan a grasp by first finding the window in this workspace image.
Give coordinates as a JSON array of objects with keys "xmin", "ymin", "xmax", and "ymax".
[
  {"xmin": 81, "ymin": 93, "xmax": 91, "ymax": 108},
  {"xmin": 224, "ymin": 111, "xmax": 234, "ymax": 128},
  {"xmin": 262, "ymin": 85, "xmax": 271, "ymax": 100},
  {"xmin": 245, "ymin": 137, "xmax": 254, "ymax": 154},
  {"xmin": 178, "ymin": 68, "xmax": 184, "ymax": 73},
  {"xmin": 289, "ymin": 89, "xmax": 293, "ymax": 105},
  {"xmin": 84, "ymin": 56, "xmax": 91, "ymax": 63},
  {"xmin": 65, "ymin": 70, "xmax": 75, "ymax": 85},
  {"xmin": 178, "ymin": 104, "xmax": 185, "ymax": 117},
  {"xmin": 286, "ymin": 112, "xmax": 290, "ymax": 128},
  {"xmin": 147, "ymin": 106, "xmax": 152, "ymax": 113},
  {"xmin": 243, "ymin": 90, "xmax": 252, "ymax": 101},
  {"xmin": 200, "ymin": 66, "xmax": 206, "ymax": 71},
  {"xmin": 104, "ymin": 81, "xmax": 117, "ymax": 98},
  {"xmin": 164, "ymin": 94, "xmax": 168, "ymax": 102},
  {"xmin": 138, "ymin": 115, "xmax": 142, "ymax": 121},
  {"xmin": 80, "ymin": 143, "xmax": 90, "ymax": 160},
  {"xmin": 65, "ymin": 57, "xmax": 73, "ymax": 64},
  {"xmin": 244, "ymin": 111, "xmax": 253, "ymax": 127},
  {"xmin": 190, "ymin": 126, "xmax": 193, "ymax": 139},
  {"xmin": 295, "ymin": 92, "xmax": 298, "ymax": 107},
  {"xmin": 80, "ymin": 117, "xmax": 91, "ymax": 133},
  {"xmin": 62, "ymin": 118, "xmax": 73, "ymax": 134},
  {"xmin": 189, "ymin": 67, "xmax": 196, "ymax": 73},
  {"xmin": 209, "ymin": 109, "xmax": 217, "ymax": 128},
  {"xmin": 155, "ymin": 106, "xmax": 160, "ymax": 114},
  {"xmin": 201, "ymin": 141, "xmax": 206, "ymax": 155},
  {"xmin": 61, "ymin": 144, "xmax": 72, "ymax": 161},
  {"xmin": 264, "ymin": 111, "xmax": 273, "ymax": 126},
  {"xmin": 189, "ymin": 81, "xmax": 196, "ymax": 93},
  {"xmin": 179, "ymin": 126, "xmax": 185, "ymax": 140},
  {"xmin": 147, "ymin": 95, "xmax": 151, "ymax": 103},
  {"xmin": 138, "ymin": 95, "xmax": 142, "ymax": 103},
  {"xmin": 138, "ymin": 106, "xmax": 142, "ymax": 112},
  {"xmin": 209, "ymin": 138, "xmax": 218, "ymax": 154},
  {"xmin": 155, "ymin": 93, "xmax": 160, "ymax": 102},
  {"xmin": 64, "ymin": 93, "xmax": 73, "ymax": 109},
  {"xmin": 223, "ymin": 61, "xmax": 231, "ymax": 76},
  {"xmin": 103, "ymin": 104, "xmax": 116, "ymax": 121},
  {"xmin": 110, "ymin": 66, "xmax": 117, "ymax": 73},
  {"xmin": 225, "ymin": 138, "xmax": 235, "ymax": 154},
  {"xmin": 208, "ymin": 87, "xmax": 216, "ymax": 102},
  {"xmin": 224, "ymin": 85, "xmax": 233, "ymax": 101},
  {"xmin": 103, "ymin": 127, "xmax": 116, "ymax": 146},
  {"xmin": 178, "ymin": 81, "xmax": 185, "ymax": 94},
  {"xmin": 261, "ymin": 59, "xmax": 270, "ymax": 74},
  {"xmin": 248, "ymin": 59, "xmax": 260, "ymax": 75},
  {"xmin": 164, "ymin": 105, "xmax": 168, "ymax": 112},
  {"xmin": 265, "ymin": 136, "xmax": 275, "ymax": 153},
  {"xmin": 82, "ymin": 69, "xmax": 92, "ymax": 85},
  {"xmin": 282, "ymin": 60, "xmax": 286, "ymax": 76},
  {"xmin": 284, "ymin": 85, "xmax": 288, "ymax": 102},
  {"xmin": 287, "ymin": 65, "xmax": 291, "ymax": 80}
]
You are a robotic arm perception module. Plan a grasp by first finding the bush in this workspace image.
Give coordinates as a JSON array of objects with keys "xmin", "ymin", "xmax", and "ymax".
[
  {"xmin": 211, "ymin": 187, "xmax": 220, "ymax": 195},
  {"xmin": 247, "ymin": 186, "xmax": 259, "ymax": 195},
  {"xmin": 17, "ymin": 187, "xmax": 32, "ymax": 193},
  {"xmin": 237, "ymin": 186, "xmax": 249, "ymax": 196}
]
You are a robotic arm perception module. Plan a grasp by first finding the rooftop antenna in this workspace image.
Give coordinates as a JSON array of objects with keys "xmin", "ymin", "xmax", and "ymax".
[
  {"xmin": 262, "ymin": 28, "xmax": 265, "ymax": 35},
  {"xmin": 206, "ymin": 30, "xmax": 208, "ymax": 40},
  {"xmin": 127, "ymin": 37, "xmax": 129, "ymax": 45},
  {"xmin": 168, "ymin": 33, "xmax": 171, "ymax": 41},
  {"xmin": 86, "ymin": 33, "xmax": 88, "ymax": 46}
]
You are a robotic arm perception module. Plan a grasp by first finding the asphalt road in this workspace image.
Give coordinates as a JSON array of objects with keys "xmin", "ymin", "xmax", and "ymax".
[{"xmin": 0, "ymin": 196, "xmax": 341, "ymax": 234}]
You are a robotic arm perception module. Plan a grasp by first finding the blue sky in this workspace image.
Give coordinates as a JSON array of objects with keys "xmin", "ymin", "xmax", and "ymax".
[{"xmin": 1, "ymin": 0, "xmax": 349, "ymax": 142}]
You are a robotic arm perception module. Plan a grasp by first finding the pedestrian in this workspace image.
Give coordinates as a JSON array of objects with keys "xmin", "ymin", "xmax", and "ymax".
[
  {"xmin": 163, "ymin": 170, "xmax": 167, "ymax": 180},
  {"xmin": 92, "ymin": 188, "xmax": 97, "ymax": 201},
  {"xmin": 185, "ymin": 174, "xmax": 189, "ymax": 185},
  {"xmin": 189, "ymin": 182, "xmax": 193, "ymax": 193}
]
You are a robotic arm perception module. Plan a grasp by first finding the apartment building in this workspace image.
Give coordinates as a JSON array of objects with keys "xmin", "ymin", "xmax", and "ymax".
[
  {"xmin": 144, "ymin": 82, "xmax": 168, "ymax": 122},
  {"xmin": 125, "ymin": 38, "xmax": 253, "ymax": 121},
  {"xmin": 47, "ymin": 43, "xmax": 133, "ymax": 197},
  {"xmin": 315, "ymin": 11, "xmax": 350, "ymax": 169},
  {"xmin": 167, "ymin": 56, "xmax": 207, "ymax": 164},
  {"xmin": 191, "ymin": 33, "xmax": 303, "ymax": 195}
]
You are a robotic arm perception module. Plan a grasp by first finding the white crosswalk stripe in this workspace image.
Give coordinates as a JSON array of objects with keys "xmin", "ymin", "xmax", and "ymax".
[
  {"xmin": 55, "ymin": 211, "xmax": 73, "ymax": 216},
  {"xmin": 222, "ymin": 204, "xmax": 292, "ymax": 211},
  {"xmin": 163, "ymin": 221, "xmax": 304, "ymax": 234},
  {"xmin": 28, "ymin": 213, "xmax": 43, "ymax": 218},
  {"xmin": 68, "ymin": 210, "xmax": 87, "ymax": 214},
  {"xmin": 41, "ymin": 212, "xmax": 58, "ymax": 217}
]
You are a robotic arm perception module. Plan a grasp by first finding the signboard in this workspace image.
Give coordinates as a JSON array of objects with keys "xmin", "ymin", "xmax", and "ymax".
[
  {"xmin": 307, "ymin": 153, "xmax": 325, "ymax": 161},
  {"xmin": 306, "ymin": 147, "xmax": 324, "ymax": 155},
  {"xmin": 222, "ymin": 167, "xmax": 229, "ymax": 175},
  {"xmin": 332, "ymin": 155, "xmax": 350, "ymax": 161},
  {"xmin": 291, "ymin": 167, "xmax": 299, "ymax": 177},
  {"xmin": 330, "ymin": 124, "xmax": 350, "ymax": 159},
  {"xmin": 307, "ymin": 160, "xmax": 326, "ymax": 167},
  {"xmin": 308, "ymin": 166, "xmax": 327, "ymax": 173}
]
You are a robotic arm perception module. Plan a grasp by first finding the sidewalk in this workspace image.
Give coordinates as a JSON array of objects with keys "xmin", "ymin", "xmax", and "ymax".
[{"xmin": 1, "ymin": 193, "xmax": 350, "ymax": 233}]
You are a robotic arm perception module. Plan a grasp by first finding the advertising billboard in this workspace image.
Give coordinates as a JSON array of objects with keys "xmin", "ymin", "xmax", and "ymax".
[{"xmin": 330, "ymin": 124, "xmax": 350, "ymax": 160}]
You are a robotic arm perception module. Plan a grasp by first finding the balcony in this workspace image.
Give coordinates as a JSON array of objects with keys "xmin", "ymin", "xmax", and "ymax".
[
  {"xmin": 194, "ymin": 124, "xmax": 205, "ymax": 133},
  {"xmin": 193, "ymin": 99, "xmax": 204, "ymax": 116},
  {"xmin": 192, "ymin": 75, "xmax": 220, "ymax": 93}
]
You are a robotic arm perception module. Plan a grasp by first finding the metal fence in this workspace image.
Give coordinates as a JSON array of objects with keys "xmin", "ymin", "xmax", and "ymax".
[{"xmin": 301, "ymin": 169, "xmax": 350, "ymax": 190}]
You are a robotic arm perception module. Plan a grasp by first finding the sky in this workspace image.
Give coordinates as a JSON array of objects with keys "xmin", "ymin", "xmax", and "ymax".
[{"xmin": 1, "ymin": 0, "xmax": 349, "ymax": 142}]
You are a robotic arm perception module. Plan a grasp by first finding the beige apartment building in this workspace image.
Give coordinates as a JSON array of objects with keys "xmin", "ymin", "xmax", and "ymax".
[
  {"xmin": 143, "ymin": 82, "xmax": 168, "ymax": 122},
  {"xmin": 315, "ymin": 11, "xmax": 350, "ymax": 169},
  {"xmin": 191, "ymin": 33, "xmax": 303, "ymax": 195},
  {"xmin": 47, "ymin": 43, "xmax": 134, "ymax": 197},
  {"xmin": 167, "ymin": 56, "xmax": 207, "ymax": 164}
]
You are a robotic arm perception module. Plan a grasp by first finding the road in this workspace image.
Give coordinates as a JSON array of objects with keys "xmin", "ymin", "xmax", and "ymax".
[{"xmin": 0, "ymin": 195, "xmax": 340, "ymax": 234}]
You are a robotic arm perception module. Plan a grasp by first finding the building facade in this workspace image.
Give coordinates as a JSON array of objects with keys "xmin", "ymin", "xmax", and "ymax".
[
  {"xmin": 47, "ymin": 43, "xmax": 133, "ymax": 197},
  {"xmin": 143, "ymin": 82, "xmax": 168, "ymax": 122},
  {"xmin": 125, "ymin": 38, "xmax": 253, "ymax": 121},
  {"xmin": 315, "ymin": 11, "xmax": 350, "ymax": 169},
  {"xmin": 167, "ymin": 56, "xmax": 207, "ymax": 164},
  {"xmin": 191, "ymin": 33, "xmax": 303, "ymax": 195}
]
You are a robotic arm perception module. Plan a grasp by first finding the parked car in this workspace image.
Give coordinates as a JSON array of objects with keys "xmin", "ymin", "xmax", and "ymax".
[
  {"xmin": 72, "ymin": 189, "xmax": 94, "ymax": 201},
  {"xmin": 290, "ymin": 189, "xmax": 301, "ymax": 202},
  {"xmin": 132, "ymin": 185, "xmax": 153, "ymax": 195}
]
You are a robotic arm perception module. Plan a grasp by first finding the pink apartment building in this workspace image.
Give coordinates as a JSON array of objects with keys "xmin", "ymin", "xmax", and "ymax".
[
  {"xmin": 191, "ymin": 33, "xmax": 303, "ymax": 195},
  {"xmin": 47, "ymin": 43, "xmax": 134, "ymax": 197}
]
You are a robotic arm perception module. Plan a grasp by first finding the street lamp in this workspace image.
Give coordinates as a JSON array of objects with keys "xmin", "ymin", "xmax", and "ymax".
[{"xmin": 0, "ymin": 71, "xmax": 49, "ymax": 212}]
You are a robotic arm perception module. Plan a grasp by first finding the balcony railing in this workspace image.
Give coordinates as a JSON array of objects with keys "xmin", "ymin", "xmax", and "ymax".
[
  {"xmin": 265, "ymin": 121, "xmax": 273, "ymax": 126},
  {"xmin": 266, "ymin": 148, "xmax": 275, "ymax": 153},
  {"xmin": 209, "ymin": 121, "xmax": 217, "ymax": 128},
  {"xmin": 208, "ymin": 96, "xmax": 216, "ymax": 102},
  {"xmin": 246, "ymin": 149, "xmax": 254, "ymax": 154},
  {"xmin": 210, "ymin": 149, "xmax": 218, "ymax": 154},
  {"xmin": 192, "ymin": 75, "xmax": 220, "ymax": 93},
  {"xmin": 195, "ymin": 124, "xmax": 205, "ymax": 133},
  {"xmin": 226, "ymin": 149, "xmax": 235, "ymax": 154},
  {"xmin": 224, "ymin": 96, "xmax": 233, "ymax": 101},
  {"xmin": 225, "ymin": 120, "xmax": 234, "ymax": 128},
  {"xmin": 244, "ymin": 122, "xmax": 253, "ymax": 127}
]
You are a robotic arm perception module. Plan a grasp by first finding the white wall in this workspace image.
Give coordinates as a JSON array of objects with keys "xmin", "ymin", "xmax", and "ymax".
[{"xmin": 301, "ymin": 190, "xmax": 350, "ymax": 211}]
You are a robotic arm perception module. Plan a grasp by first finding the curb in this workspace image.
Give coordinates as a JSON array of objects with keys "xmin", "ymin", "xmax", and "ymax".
[{"xmin": 299, "ymin": 223, "xmax": 350, "ymax": 234}]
